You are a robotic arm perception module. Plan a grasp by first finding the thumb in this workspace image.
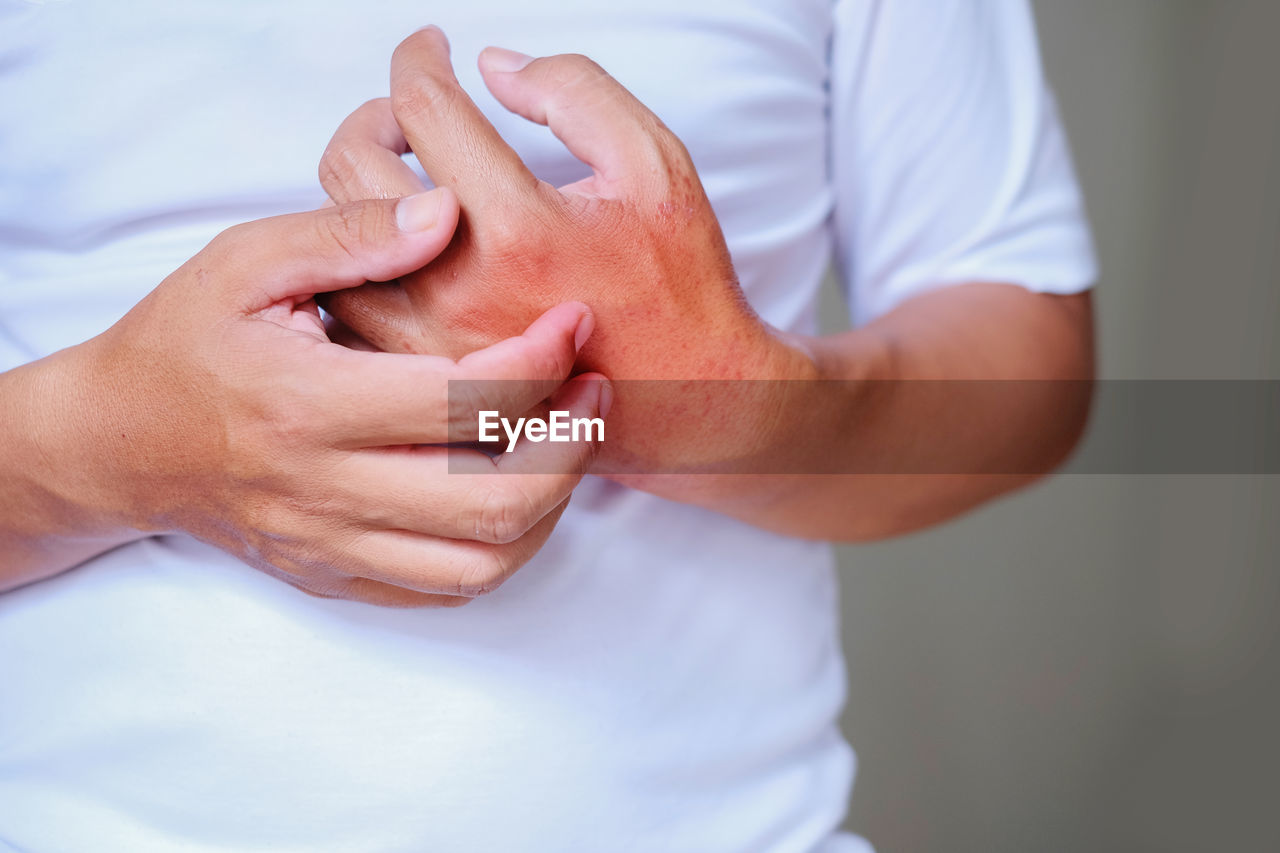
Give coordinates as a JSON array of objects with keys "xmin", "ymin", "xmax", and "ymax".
[
  {"xmin": 212, "ymin": 187, "xmax": 459, "ymax": 311},
  {"xmin": 478, "ymin": 49, "xmax": 681, "ymax": 195}
]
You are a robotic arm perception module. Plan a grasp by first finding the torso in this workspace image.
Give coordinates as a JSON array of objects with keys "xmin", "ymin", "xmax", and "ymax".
[{"xmin": 0, "ymin": 2, "xmax": 852, "ymax": 849}]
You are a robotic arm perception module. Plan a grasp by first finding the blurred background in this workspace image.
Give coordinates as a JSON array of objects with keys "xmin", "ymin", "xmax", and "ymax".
[{"xmin": 830, "ymin": 1, "xmax": 1280, "ymax": 850}]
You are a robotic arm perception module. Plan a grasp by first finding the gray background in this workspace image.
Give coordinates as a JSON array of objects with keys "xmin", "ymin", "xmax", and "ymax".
[{"xmin": 830, "ymin": 1, "xmax": 1280, "ymax": 850}]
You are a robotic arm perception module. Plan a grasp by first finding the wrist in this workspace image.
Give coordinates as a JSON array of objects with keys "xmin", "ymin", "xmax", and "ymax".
[
  {"xmin": 0, "ymin": 346, "xmax": 148, "ymax": 588},
  {"xmin": 747, "ymin": 327, "xmax": 892, "ymax": 463},
  {"xmin": 16, "ymin": 342, "xmax": 140, "ymax": 539}
]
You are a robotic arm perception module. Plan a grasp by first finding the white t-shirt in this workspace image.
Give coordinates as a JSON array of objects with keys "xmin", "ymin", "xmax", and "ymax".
[{"xmin": 0, "ymin": 1, "xmax": 1095, "ymax": 850}]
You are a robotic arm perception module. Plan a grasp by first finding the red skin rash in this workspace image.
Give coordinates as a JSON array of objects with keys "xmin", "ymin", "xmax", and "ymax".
[
  {"xmin": 323, "ymin": 176, "xmax": 803, "ymax": 475},
  {"xmin": 316, "ymin": 38, "xmax": 812, "ymax": 477}
]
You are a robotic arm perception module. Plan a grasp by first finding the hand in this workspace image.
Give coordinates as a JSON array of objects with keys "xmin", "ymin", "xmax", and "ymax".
[
  {"xmin": 317, "ymin": 28, "xmax": 817, "ymax": 479},
  {"xmin": 32, "ymin": 191, "xmax": 609, "ymax": 606}
]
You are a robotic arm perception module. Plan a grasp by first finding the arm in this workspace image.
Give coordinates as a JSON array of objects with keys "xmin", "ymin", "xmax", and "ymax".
[
  {"xmin": 734, "ymin": 0, "xmax": 1097, "ymax": 540},
  {"xmin": 316, "ymin": 29, "xmax": 1093, "ymax": 543},
  {"xmin": 685, "ymin": 283, "xmax": 1094, "ymax": 541}
]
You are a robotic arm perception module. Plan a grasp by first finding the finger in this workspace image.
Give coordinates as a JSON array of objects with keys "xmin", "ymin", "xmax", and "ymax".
[
  {"xmin": 478, "ymin": 49, "xmax": 680, "ymax": 195},
  {"xmin": 319, "ymin": 98, "xmax": 426, "ymax": 204},
  {"xmin": 318, "ymin": 301, "xmax": 595, "ymax": 446},
  {"xmin": 210, "ymin": 189, "xmax": 460, "ymax": 310},
  {"xmin": 389, "ymin": 26, "xmax": 540, "ymax": 211},
  {"xmin": 339, "ymin": 373, "xmax": 608, "ymax": 544},
  {"xmin": 346, "ymin": 498, "xmax": 571, "ymax": 597}
]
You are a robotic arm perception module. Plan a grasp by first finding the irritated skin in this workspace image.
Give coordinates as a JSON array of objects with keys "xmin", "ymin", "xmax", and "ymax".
[
  {"xmin": 318, "ymin": 32, "xmax": 814, "ymax": 480},
  {"xmin": 319, "ymin": 29, "xmax": 1096, "ymax": 532},
  {"xmin": 324, "ymin": 175, "xmax": 799, "ymax": 475}
]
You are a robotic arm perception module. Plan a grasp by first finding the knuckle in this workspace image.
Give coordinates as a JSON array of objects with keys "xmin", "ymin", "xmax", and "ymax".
[
  {"xmin": 658, "ymin": 133, "xmax": 695, "ymax": 170},
  {"xmin": 537, "ymin": 337, "xmax": 575, "ymax": 379},
  {"xmin": 478, "ymin": 213, "xmax": 537, "ymax": 259},
  {"xmin": 521, "ymin": 345, "xmax": 570, "ymax": 388},
  {"xmin": 544, "ymin": 55, "xmax": 607, "ymax": 106},
  {"xmin": 569, "ymin": 429, "xmax": 602, "ymax": 472},
  {"xmin": 319, "ymin": 98, "xmax": 396, "ymax": 194},
  {"xmin": 454, "ymin": 549, "xmax": 510, "ymax": 597},
  {"xmin": 391, "ymin": 74, "xmax": 459, "ymax": 125},
  {"xmin": 472, "ymin": 482, "xmax": 538, "ymax": 545},
  {"xmin": 245, "ymin": 500, "xmax": 297, "ymax": 551},
  {"xmin": 229, "ymin": 488, "xmax": 347, "ymax": 586},
  {"xmin": 318, "ymin": 142, "xmax": 362, "ymax": 194},
  {"xmin": 221, "ymin": 382, "xmax": 314, "ymax": 477},
  {"xmin": 446, "ymin": 383, "xmax": 487, "ymax": 441},
  {"xmin": 633, "ymin": 128, "xmax": 687, "ymax": 182},
  {"xmin": 251, "ymin": 373, "xmax": 323, "ymax": 447},
  {"xmin": 320, "ymin": 201, "xmax": 387, "ymax": 264},
  {"xmin": 264, "ymin": 398, "xmax": 314, "ymax": 446},
  {"xmin": 550, "ymin": 53, "xmax": 605, "ymax": 82}
]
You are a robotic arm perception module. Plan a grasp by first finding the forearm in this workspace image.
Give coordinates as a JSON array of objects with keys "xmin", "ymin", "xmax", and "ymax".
[
  {"xmin": 640, "ymin": 283, "xmax": 1095, "ymax": 541},
  {"xmin": 0, "ymin": 349, "xmax": 144, "ymax": 592}
]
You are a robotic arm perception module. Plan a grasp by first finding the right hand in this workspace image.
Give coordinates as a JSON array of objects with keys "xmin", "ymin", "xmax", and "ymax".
[
  {"xmin": 35, "ymin": 189, "xmax": 610, "ymax": 607},
  {"xmin": 316, "ymin": 29, "xmax": 817, "ymax": 482}
]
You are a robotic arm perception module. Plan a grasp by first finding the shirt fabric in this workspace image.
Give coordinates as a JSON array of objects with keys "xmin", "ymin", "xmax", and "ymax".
[{"xmin": 0, "ymin": 1, "xmax": 1096, "ymax": 850}]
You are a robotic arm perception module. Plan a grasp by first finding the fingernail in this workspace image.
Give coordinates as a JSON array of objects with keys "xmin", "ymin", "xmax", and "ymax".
[
  {"xmin": 573, "ymin": 310, "xmax": 594, "ymax": 353},
  {"xmin": 599, "ymin": 380, "xmax": 614, "ymax": 418},
  {"xmin": 484, "ymin": 46, "xmax": 534, "ymax": 74},
  {"xmin": 396, "ymin": 189, "xmax": 443, "ymax": 232}
]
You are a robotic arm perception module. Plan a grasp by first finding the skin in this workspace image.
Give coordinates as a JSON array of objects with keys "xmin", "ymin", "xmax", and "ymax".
[
  {"xmin": 320, "ymin": 29, "xmax": 1096, "ymax": 541},
  {"xmin": 0, "ymin": 191, "xmax": 611, "ymax": 603},
  {"xmin": 319, "ymin": 32, "xmax": 808, "ymax": 480}
]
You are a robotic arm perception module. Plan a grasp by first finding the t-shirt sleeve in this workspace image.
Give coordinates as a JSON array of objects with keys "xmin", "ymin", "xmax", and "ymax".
[{"xmin": 830, "ymin": 0, "xmax": 1098, "ymax": 326}]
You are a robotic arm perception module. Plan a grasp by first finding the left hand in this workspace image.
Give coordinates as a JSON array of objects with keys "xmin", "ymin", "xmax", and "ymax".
[{"xmin": 317, "ymin": 27, "xmax": 816, "ymax": 477}]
